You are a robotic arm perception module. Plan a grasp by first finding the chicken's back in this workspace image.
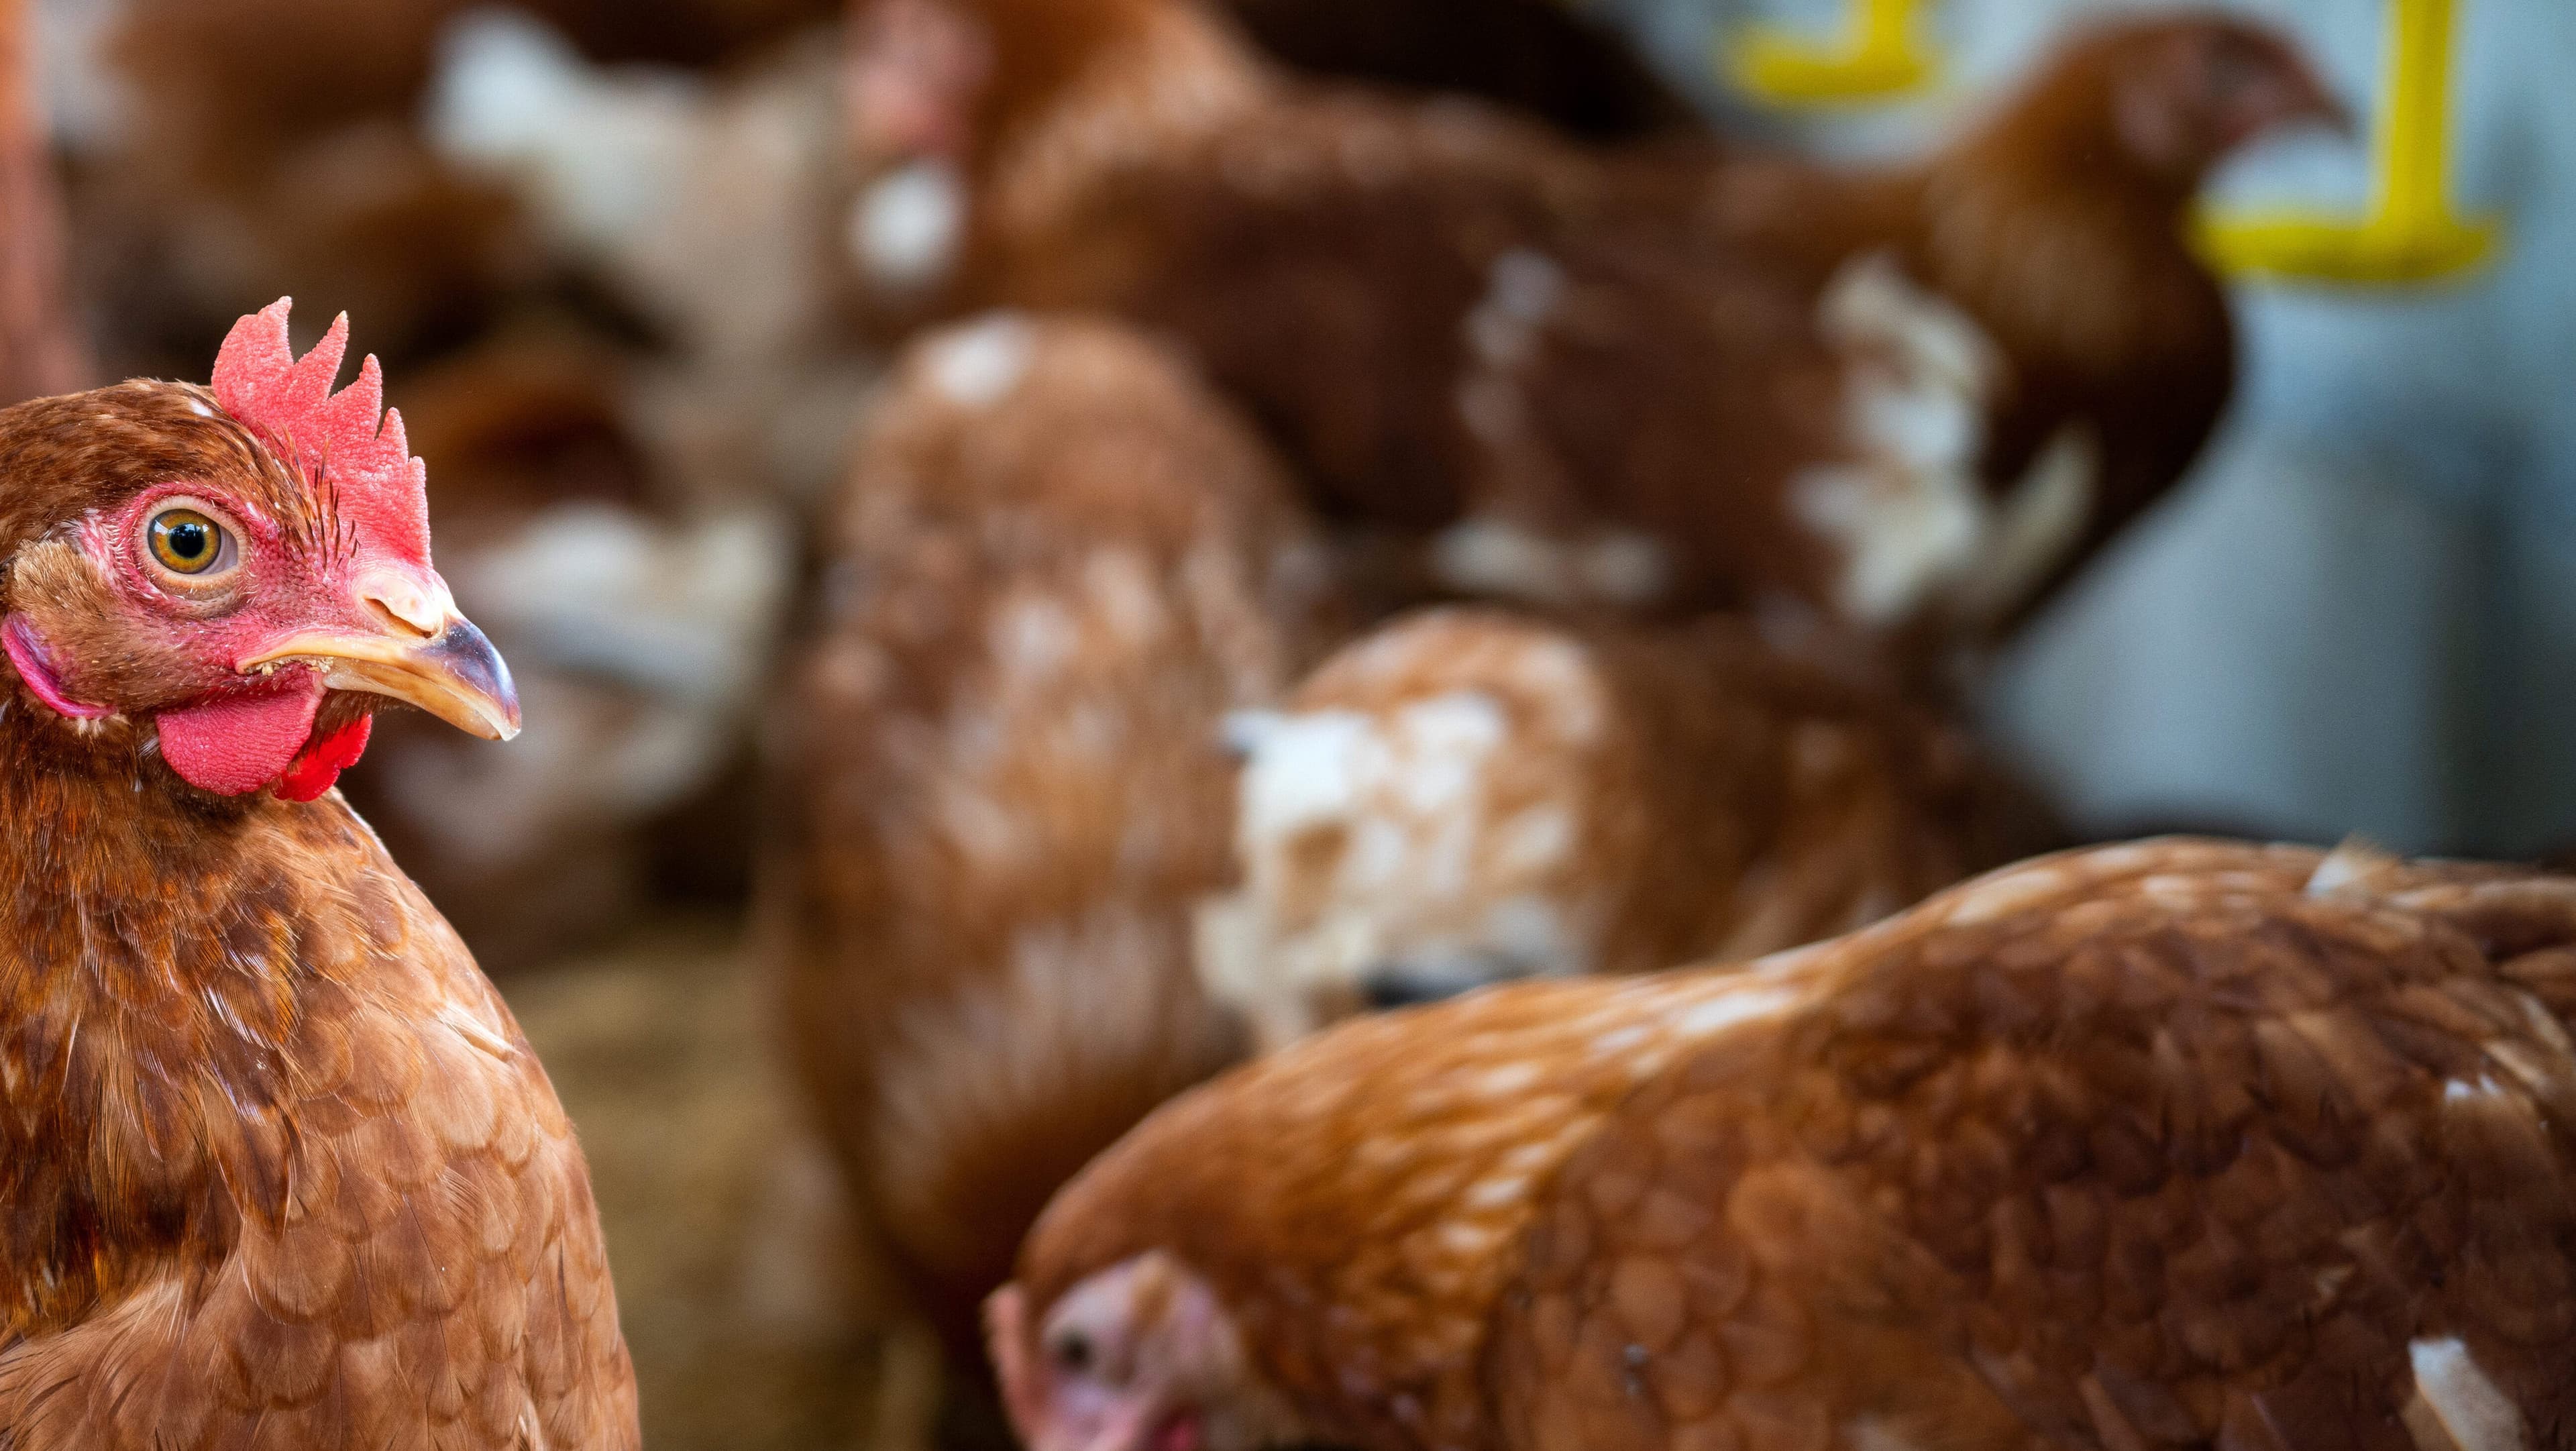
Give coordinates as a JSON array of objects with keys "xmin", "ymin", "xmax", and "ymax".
[
  {"xmin": 771, "ymin": 315, "xmax": 1338, "ymax": 1362},
  {"xmin": 1498, "ymin": 841, "xmax": 2576, "ymax": 1450},
  {"xmin": 1205, "ymin": 608, "xmax": 2057, "ymax": 1046}
]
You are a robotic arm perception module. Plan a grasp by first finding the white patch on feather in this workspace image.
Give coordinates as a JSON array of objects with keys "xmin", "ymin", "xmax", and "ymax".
[
  {"xmin": 1951, "ymin": 425, "xmax": 2098, "ymax": 625},
  {"xmin": 1431, "ymin": 516, "xmax": 1576, "ymax": 604},
  {"xmin": 2443, "ymin": 1076, "xmax": 2507, "ymax": 1103},
  {"xmin": 1463, "ymin": 248, "xmax": 1566, "ymax": 368},
  {"xmin": 1794, "ymin": 252, "xmax": 2097, "ymax": 628},
  {"xmin": 2405, "ymin": 1338, "xmax": 2526, "ymax": 1451},
  {"xmin": 1235, "ymin": 710, "xmax": 1375, "ymax": 844},
  {"xmin": 925, "ymin": 314, "xmax": 1035, "ymax": 407},
  {"xmin": 989, "ymin": 594, "xmax": 1078, "ymax": 684},
  {"xmin": 439, "ymin": 1001, "xmax": 519, "ymax": 1062},
  {"xmin": 1385, "ymin": 692, "xmax": 1508, "ymax": 816},
  {"xmin": 2308, "ymin": 839, "xmax": 2399, "ymax": 897},
  {"xmin": 849, "ymin": 158, "xmax": 965, "ymax": 290},
  {"xmin": 427, "ymin": 9, "xmax": 703, "ymax": 252},
  {"xmin": 1430, "ymin": 517, "xmax": 1672, "ymax": 609},
  {"xmin": 1943, "ymin": 864, "xmax": 2072, "ymax": 925},
  {"xmin": 1670, "ymin": 985, "xmax": 1800, "ymax": 1039}
]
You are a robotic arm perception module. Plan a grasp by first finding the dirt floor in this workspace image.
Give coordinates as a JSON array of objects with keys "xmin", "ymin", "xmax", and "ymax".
[{"xmin": 498, "ymin": 916, "xmax": 890, "ymax": 1450}]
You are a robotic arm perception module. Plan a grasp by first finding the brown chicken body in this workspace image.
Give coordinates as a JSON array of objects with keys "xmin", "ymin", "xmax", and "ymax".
[
  {"xmin": 853, "ymin": 1, "xmax": 2339, "ymax": 649},
  {"xmin": 998, "ymin": 841, "xmax": 2576, "ymax": 1451},
  {"xmin": 0, "ymin": 304, "xmax": 637, "ymax": 1448},
  {"xmin": 770, "ymin": 316, "xmax": 1338, "ymax": 1381},
  {"xmin": 1204, "ymin": 607, "xmax": 2058, "ymax": 1049},
  {"xmin": 1668, "ymin": 15, "xmax": 2350, "ymax": 623}
]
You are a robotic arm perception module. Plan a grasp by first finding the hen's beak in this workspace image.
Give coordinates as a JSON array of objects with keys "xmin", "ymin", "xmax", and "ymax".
[{"xmin": 243, "ymin": 588, "xmax": 522, "ymax": 742}]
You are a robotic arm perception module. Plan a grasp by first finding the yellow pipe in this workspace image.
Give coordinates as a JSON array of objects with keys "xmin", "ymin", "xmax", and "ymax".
[
  {"xmin": 2199, "ymin": 0, "xmax": 2500, "ymax": 285},
  {"xmin": 1727, "ymin": 0, "xmax": 1940, "ymax": 106}
]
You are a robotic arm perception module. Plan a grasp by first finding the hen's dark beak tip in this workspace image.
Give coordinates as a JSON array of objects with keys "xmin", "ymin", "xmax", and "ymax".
[{"xmin": 431, "ymin": 615, "xmax": 523, "ymax": 741}]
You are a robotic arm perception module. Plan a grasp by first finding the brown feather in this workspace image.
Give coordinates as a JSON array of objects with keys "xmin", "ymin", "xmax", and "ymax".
[
  {"xmin": 770, "ymin": 316, "xmax": 1342, "ymax": 1373},
  {"xmin": 1012, "ymin": 841, "xmax": 2576, "ymax": 1451}
]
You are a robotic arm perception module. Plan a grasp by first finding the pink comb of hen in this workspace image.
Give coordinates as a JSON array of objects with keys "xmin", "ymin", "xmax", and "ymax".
[{"xmin": 210, "ymin": 299, "xmax": 432, "ymax": 569}]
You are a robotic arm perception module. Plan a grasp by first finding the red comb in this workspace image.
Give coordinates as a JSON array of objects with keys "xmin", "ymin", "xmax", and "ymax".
[{"xmin": 210, "ymin": 299, "xmax": 432, "ymax": 568}]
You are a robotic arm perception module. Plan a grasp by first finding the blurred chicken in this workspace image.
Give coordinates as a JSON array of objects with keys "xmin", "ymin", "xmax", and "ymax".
[
  {"xmin": 0, "ymin": 0, "xmax": 86, "ymax": 402},
  {"xmin": 339, "ymin": 330, "xmax": 792, "ymax": 969},
  {"xmin": 1201, "ymin": 607, "xmax": 2057, "ymax": 1050},
  {"xmin": 1651, "ymin": 16, "xmax": 2351, "ymax": 625},
  {"xmin": 423, "ymin": 7, "xmax": 879, "ymax": 508},
  {"xmin": 846, "ymin": 1, "xmax": 2339, "ymax": 657},
  {"xmin": 85, "ymin": 0, "xmax": 845, "ymax": 377},
  {"xmin": 996, "ymin": 839, "xmax": 2576, "ymax": 1451},
  {"xmin": 768, "ymin": 315, "xmax": 1344, "ymax": 1423}
]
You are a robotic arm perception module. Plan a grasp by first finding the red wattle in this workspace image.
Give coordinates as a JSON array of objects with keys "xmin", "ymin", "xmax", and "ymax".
[
  {"xmin": 156, "ymin": 682, "xmax": 325, "ymax": 798},
  {"xmin": 274, "ymin": 715, "xmax": 372, "ymax": 802}
]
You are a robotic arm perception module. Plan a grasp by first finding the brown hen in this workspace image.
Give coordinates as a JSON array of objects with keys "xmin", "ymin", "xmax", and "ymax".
[
  {"xmin": 768, "ymin": 315, "xmax": 1342, "ymax": 1406},
  {"xmin": 1660, "ymin": 14, "xmax": 2351, "ymax": 627},
  {"xmin": 0, "ymin": 303, "xmax": 637, "ymax": 1446},
  {"xmin": 998, "ymin": 839, "xmax": 2576, "ymax": 1451},
  {"xmin": 847, "ymin": 1, "xmax": 2340, "ymax": 655},
  {"xmin": 1202, "ymin": 606, "xmax": 2057, "ymax": 1050}
]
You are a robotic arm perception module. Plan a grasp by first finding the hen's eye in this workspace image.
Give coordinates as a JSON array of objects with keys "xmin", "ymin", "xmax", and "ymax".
[
  {"xmin": 148, "ymin": 509, "xmax": 229, "ymax": 576},
  {"xmin": 1050, "ymin": 1330, "xmax": 1095, "ymax": 1375}
]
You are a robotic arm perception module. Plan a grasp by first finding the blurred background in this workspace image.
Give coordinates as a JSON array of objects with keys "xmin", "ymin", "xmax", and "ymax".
[{"xmin": 5, "ymin": 0, "xmax": 2567, "ymax": 1445}]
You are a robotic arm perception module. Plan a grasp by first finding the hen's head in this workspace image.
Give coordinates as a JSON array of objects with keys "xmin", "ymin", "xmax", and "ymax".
[
  {"xmin": 989, "ymin": 1254, "xmax": 1303, "ymax": 1451},
  {"xmin": 2021, "ymin": 15, "xmax": 2350, "ymax": 189},
  {"xmin": 0, "ymin": 299, "xmax": 517, "ymax": 803}
]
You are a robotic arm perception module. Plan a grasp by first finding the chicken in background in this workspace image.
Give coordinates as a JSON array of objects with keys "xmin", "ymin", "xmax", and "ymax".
[
  {"xmin": 767, "ymin": 315, "xmax": 1346, "ymax": 1439},
  {"xmin": 423, "ymin": 5, "xmax": 884, "ymax": 512},
  {"xmin": 997, "ymin": 840, "xmax": 2576, "ymax": 1451},
  {"xmin": 337, "ymin": 329, "xmax": 793, "ymax": 971},
  {"xmin": 1202, "ymin": 606, "xmax": 2058, "ymax": 1051},
  {"xmin": 843, "ymin": 0, "xmax": 2342, "ymax": 668},
  {"xmin": 1646, "ymin": 17, "xmax": 2353, "ymax": 632},
  {"xmin": 78, "ymin": 0, "xmax": 845, "ymax": 382},
  {"xmin": 0, "ymin": 0, "xmax": 87, "ymax": 402},
  {"xmin": 0, "ymin": 300, "xmax": 638, "ymax": 1448}
]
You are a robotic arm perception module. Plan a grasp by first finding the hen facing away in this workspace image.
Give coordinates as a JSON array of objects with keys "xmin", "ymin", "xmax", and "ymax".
[
  {"xmin": 998, "ymin": 840, "xmax": 2576, "ymax": 1451},
  {"xmin": 0, "ymin": 302, "xmax": 637, "ymax": 1448},
  {"xmin": 1201, "ymin": 607, "xmax": 2057, "ymax": 1051},
  {"xmin": 767, "ymin": 315, "xmax": 1342, "ymax": 1415},
  {"xmin": 847, "ymin": 0, "xmax": 2341, "ymax": 655}
]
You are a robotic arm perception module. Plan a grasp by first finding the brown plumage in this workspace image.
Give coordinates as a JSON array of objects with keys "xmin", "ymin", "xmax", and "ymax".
[
  {"xmin": 0, "ymin": 305, "xmax": 635, "ymax": 1446},
  {"xmin": 849, "ymin": 1, "xmax": 2339, "ymax": 653},
  {"xmin": 1659, "ymin": 14, "xmax": 2351, "ymax": 625},
  {"xmin": 996, "ymin": 839, "xmax": 2576, "ymax": 1451},
  {"xmin": 92, "ymin": 0, "xmax": 847, "ymax": 373},
  {"xmin": 0, "ymin": 0, "xmax": 85, "ymax": 404},
  {"xmin": 1203, "ymin": 607, "xmax": 2058, "ymax": 1049},
  {"xmin": 769, "ymin": 315, "xmax": 1341, "ymax": 1381}
]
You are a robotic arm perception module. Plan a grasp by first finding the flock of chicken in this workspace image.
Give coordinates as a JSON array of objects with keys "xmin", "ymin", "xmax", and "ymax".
[{"xmin": 3, "ymin": 0, "xmax": 2576, "ymax": 1449}]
